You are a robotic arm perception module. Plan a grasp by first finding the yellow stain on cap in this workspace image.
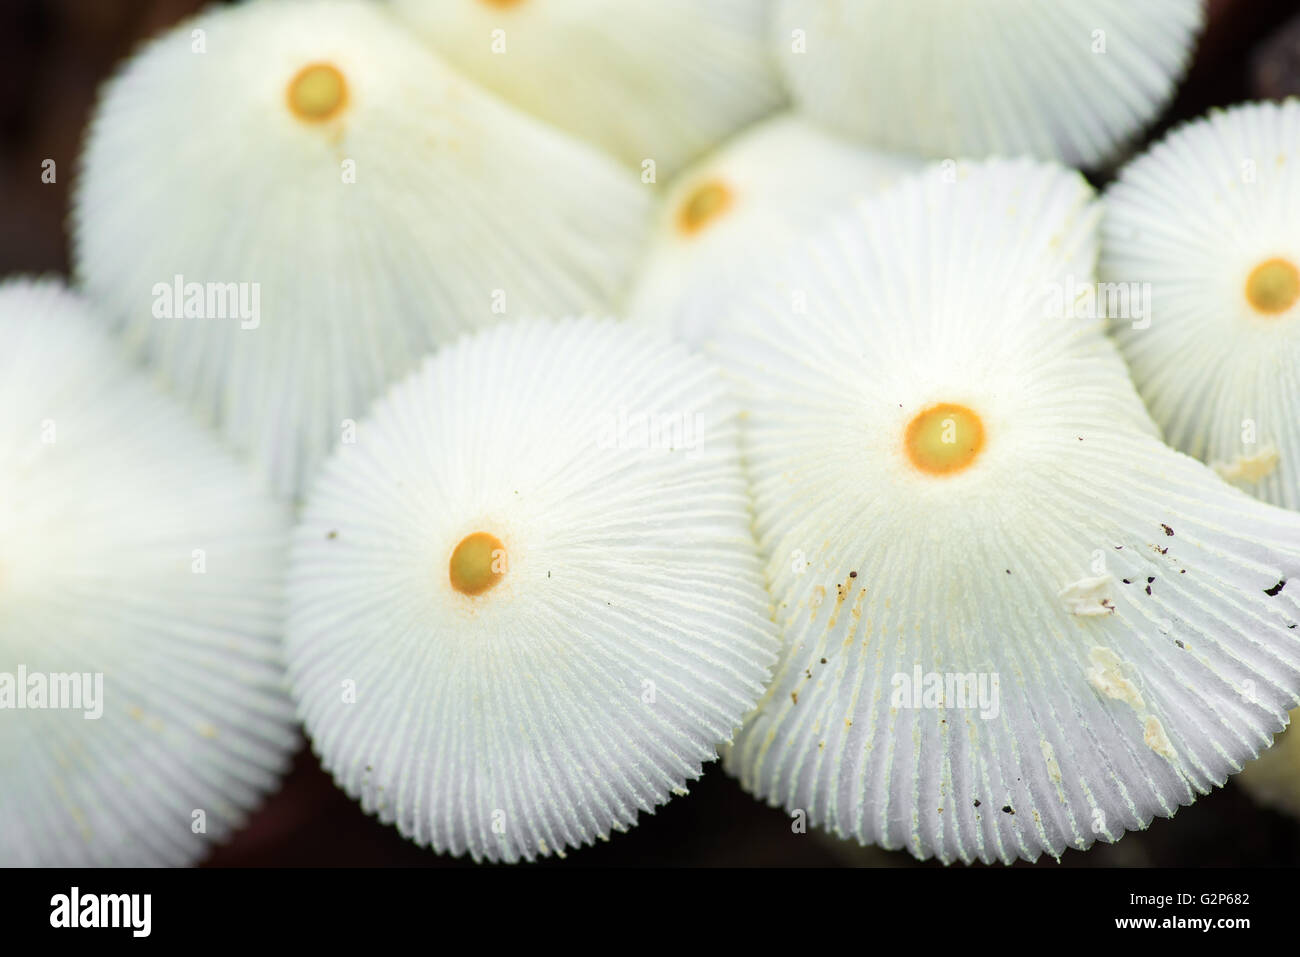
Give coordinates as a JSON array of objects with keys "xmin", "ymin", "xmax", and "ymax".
[
  {"xmin": 676, "ymin": 180, "xmax": 733, "ymax": 236},
  {"xmin": 288, "ymin": 62, "xmax": 348, "ymax": 123},
  {"xmin": 904, "ymin": 403, "xmax": 986, "ymax": 476},
  {"xmin": 1246, "ymin": 257, "xmax": 1300, "ymax": 315},
  {"xmin": 449, "ymin": 531, "xmax": 507, "ymax": 597}
]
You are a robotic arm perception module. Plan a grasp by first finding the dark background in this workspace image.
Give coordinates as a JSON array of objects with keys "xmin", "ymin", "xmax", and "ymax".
[{"xmin": 3, "ymin": 0, "xmax": 1300, "ymax": 867}]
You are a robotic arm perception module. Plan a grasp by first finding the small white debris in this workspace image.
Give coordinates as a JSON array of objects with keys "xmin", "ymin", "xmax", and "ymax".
[
  {"xmin": 1087, "ymin": 647, "xmax": 1146, "ymax": 711},
  {"xmin": 1040, "ymin": 740, "xmax": 1062, "ymax": 784},
  {"xmin": 1143, "ymin": 716, "xmax": 1177, "ymax": 761},
  {"xmin": 1212, "ymin": 445, "xmax": 1279, "ymax": 484},
  {"xmin": 1059, "ymin": 574, "xmax": 1117, "ymax": 616},
  {"xmin": 1087, "ymin": 647, "xmax": 1178, "ymax": 764}
]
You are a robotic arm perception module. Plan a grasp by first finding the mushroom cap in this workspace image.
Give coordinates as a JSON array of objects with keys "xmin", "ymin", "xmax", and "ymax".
[
  {"xmin": 389, "ymin": 0, "xmax": 785, "ymax": 176},
  {"xmin": 285, "ymin": 318, "xmax": 779, "ymax": 862},
  {"xmin": 772, "ymin": 0, "xmax": 1204, "ymax": 168},
  {"xmin": 625, "ymin": 114, "xmax": 920, "ymax": 347},
  {"xmin": 0, "ymin": 280, "xmax": 296, "ymax": 865},
  {"xmin": 713, "ymin": 159, "xmax": 1300, "ymax": 864},
  {"xmin": 72, "ymin": 0, "xmax": 650, "ymax": 499},
  {"xmin": 1102, "ymin": 100, "xmax": 1300, "ymax": 508}
]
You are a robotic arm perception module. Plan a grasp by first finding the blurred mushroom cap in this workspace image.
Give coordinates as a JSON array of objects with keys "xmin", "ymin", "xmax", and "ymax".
[
  {"xmin": 626, "ymin": 113, "xmax": 920, "ymax": 348},
  {"xmin": 1237, "ymin": 707, "xmax": 1300, "ymax": 818},
  {"xmin": 0, "ymin": 278, "xmax": 296, "ymax": 865},
  {"xmin": 772, "ymin": 0, "xmax": 1204, "ymax": 168},
  {"xmin": 389, "ymin": 0, "xmax": 785, "ymax": 176},
  {"xmin": 73, "ymin": 0, "xmax": 650, "ymax": 499}
]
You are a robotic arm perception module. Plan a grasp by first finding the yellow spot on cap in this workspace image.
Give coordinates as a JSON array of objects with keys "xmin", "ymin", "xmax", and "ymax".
[
  {"xmin": 288, "ymin": 62, "xmax": 348, "ymax": 123},
  {"xmin": 676, "ymin": 180, "xmax": 733, "ymax": 236},
  {"xmin": 449, "ymin": 531, "xmax": 507, "ymax": 597},
  {"xmin": 904, "ymin": 403, "xmax": 985, "ymax": 476},
  {"xmin": 1245, "ymin": 257, "xmax": 1300, "ymax": 315}
]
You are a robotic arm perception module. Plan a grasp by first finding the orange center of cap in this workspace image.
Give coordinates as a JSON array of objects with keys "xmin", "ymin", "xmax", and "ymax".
[
  {"xmin": 449, "ymin": 532, "xmax": 507, "ymax": 596},
  {"xmin": 287, "ymin": 62, "xmax": 348, "ymax": 122},
  {"xmin": 904, "ymin": 403, "xmax": 986, "ymax": 476},
  {"xmin": 1245, "ymin": 257, "xmax": 1300, "ymax": 315},
  {"xmin": 676, "ymin": 180, "xmax": 733, "ymax": 236}
]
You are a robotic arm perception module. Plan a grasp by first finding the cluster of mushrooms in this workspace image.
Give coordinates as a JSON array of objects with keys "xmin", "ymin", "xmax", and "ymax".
[{"xmin": 4, "ymin": 0, "xmax": 1300, "ymax": 866}]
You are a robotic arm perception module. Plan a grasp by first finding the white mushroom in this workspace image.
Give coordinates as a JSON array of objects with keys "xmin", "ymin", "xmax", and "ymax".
[
  {"xmin": 626, "ymin": 113, "xmax": 919, "ymax": 348},
  {"xmin": 389, "ymin": 0, "xmax": 785, "ymax": 176},
  {"xmin": 1103, "ymin": 99, "xmax": 1300, "ymax": 822},
  {"xmin": 772, "ymin": 0, "xmax": 1204, "ymax": 168},
  {"xmin": 1103, "ymin": 99, "xmax": 1300, "ymax": 508},
  {"xmin": 713, "ymin": 159, "xmax": 1300, "ymax": 864},
  {"xmin": 73, "ymin": 0, "xmax": 650, "ymax": 499},
  {"xmin": 285, "ymin": 317, "xmax": 778, "ymax": 862},
  {"xmin": 0, "ymin": 279, "xmax": 296, "ymax": 865}
]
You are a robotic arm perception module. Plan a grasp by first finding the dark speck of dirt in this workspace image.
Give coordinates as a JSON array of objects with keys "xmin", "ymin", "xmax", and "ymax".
[
  {"xmin": 1122, "ymin": 579, "xmax": 1132, "ymax": 584},
  {"xmin": 1266, "ymin": 579, "xmax": 1287, "ymax": 597},
  {"xmin": 973, "ymin": 800, "xmax": 981, "ymax": 808},
  {"xmin": 1161, "ymin": 524, "xmax": 1174, "ymax": 536},
  {"xmin": 1002, "ymin": 805, "xmax": 1014, "ymax": 815},
  {"xmin": 849, "ymin": 570, "xmax": 858, "ymax": 578}
]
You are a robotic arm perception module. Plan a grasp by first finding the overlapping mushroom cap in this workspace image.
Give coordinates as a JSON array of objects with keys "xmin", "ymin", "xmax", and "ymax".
[
  {"xmin": 389, "ymin": 0, "xmax": 784, "ymax": 176},
  {"xmin": 73, "ymin": 0, "xmax": 649, "ymax": 499},
  {"xmin": 626, "ymin": 114, "xmax": 918, "ymax": 347},
  {"xmin": 772, "ymin": 0, "xmax": 1204, "ymax": 168},
  {"xmin": 0, "ymin": 280, "xmax": 296, "ymax": 866},
  {"xmin": 714, "ymin": 159, "xmax": 1300, "ymax": 864},
  {"xmin": 1103, "ymin": 100, "xmax": 1300, "ymax": 508},
  {"xmin": 285, "ymin": 318, "xmax": 779, "ymax": 862}
]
